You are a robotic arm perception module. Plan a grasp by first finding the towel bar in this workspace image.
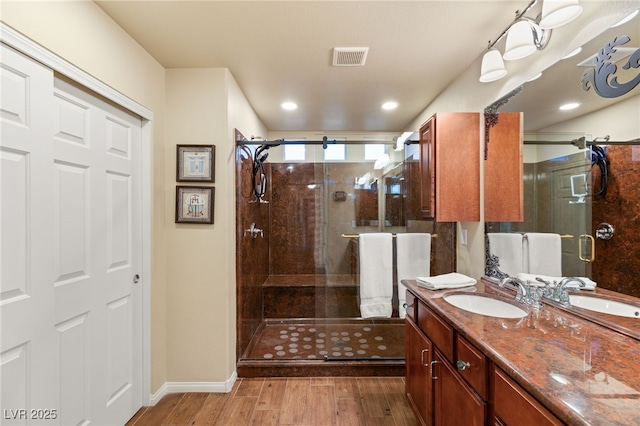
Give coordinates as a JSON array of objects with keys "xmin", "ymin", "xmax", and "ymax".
[
  {"xmin": 521, "ymin": 234, "xmax": 573, "ymax": 239},
  {"xmin": 341, "ymin": 233, "xmax": 438, "ymax": 239}
]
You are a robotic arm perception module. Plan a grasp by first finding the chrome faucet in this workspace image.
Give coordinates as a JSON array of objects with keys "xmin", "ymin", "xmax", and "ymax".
[
  {"xmin": 500, "ymin": 277, "xmax": 534, "ymax": 306},
  {"xmin": 553, "ymin": 277, "xmax": 586, "ymax": 307}
]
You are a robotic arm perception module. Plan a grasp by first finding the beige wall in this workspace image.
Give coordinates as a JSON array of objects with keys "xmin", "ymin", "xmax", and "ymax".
[{"xmin": 164, "ymin": 69, "xmax": 266, "ymax": 382}]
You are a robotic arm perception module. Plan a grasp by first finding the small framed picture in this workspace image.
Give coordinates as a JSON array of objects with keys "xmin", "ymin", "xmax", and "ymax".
[
  {"xmin": 176, "ymin": 145, "xmax": 215, "ymax": 182},
  {"xmin": 175, "ymin": 186, "xmax": 214, "ymax": 224}
]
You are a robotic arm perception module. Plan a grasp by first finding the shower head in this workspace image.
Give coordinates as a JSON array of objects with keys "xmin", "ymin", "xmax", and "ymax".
[{"xmin": 258, "ymin": 152, "xmax": 269, "ymax": 163}]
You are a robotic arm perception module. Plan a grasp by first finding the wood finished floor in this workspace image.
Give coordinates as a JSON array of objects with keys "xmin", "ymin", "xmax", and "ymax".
[{"xmin": 126, "ymin": 377, "xmax": 417, "ymax": 426}]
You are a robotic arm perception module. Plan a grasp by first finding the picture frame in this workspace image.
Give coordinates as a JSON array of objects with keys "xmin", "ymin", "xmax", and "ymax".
[
  {"xmin": 176, "ymin": 145, "xmax": 215, "ymax": 182},
  {"xmin": 175, "ymin": 186, "xmax": 214, "ymax": 224}
]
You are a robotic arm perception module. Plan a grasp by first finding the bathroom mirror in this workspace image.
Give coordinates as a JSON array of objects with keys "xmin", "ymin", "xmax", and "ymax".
[{"xmin": 484, "ymin": 14, "xmax": 640, "ymax": 293}]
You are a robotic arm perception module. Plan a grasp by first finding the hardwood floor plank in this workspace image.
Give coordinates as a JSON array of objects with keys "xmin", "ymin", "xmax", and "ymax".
[
  {"xmin": 311, "ymin": 377, "xmax": 334, "ymax": 386},
  {"xmin": 191, "ymin": 393, "xmax": 230, "ymax": 426},
  {"xmin": 213, "ymin": 396, "xmax": 258, "ymax": 426},
  {"xmin": 357, "ymin": 378, "xmax": 393, "ymax": 419},
  {"xmin": 129, "ymin": 393, "xmax": 184, "ymax": 425},
  {"xmin": 336, "ymin": 397, "xmax": 366, "ymax": 426},
  {"xmin": 236, "ymin": 378, "xmax": 265, "ymax": 397},
  {"xmin": 279, "ymin": 378, "xmax": 311, "ymax": 425},
  {"xmin": 308, "ymin": 384, "xmax": 336, "ymax": 425},
  {"xmin": 381, "ymin": 377, "xmax": 417, "ymax": 426},
  {"xmin": 256, "ymin": 378, "xmax": 287, "ymax": 411},
  {"xmin": 334, "ymin": 377, "xmax": 361, "ymax": 399},
  {"xmin": 250, "ymin": 408, "xmax": 280, "ymax": 425},
  {"xmin": 163, "ymin": 392, "xmax": 209, "ymax": 425}
]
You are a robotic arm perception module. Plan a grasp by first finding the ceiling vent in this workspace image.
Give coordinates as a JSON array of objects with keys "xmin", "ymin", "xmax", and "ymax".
[{"xmin": 333, "ymin": 47, "xmax": 369, "ymax": 67}]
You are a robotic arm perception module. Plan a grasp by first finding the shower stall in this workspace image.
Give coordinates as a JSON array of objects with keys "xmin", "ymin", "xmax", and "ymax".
[{"xmin": 235, "ymin": 133, "xmax": 456, "ymax": 376}]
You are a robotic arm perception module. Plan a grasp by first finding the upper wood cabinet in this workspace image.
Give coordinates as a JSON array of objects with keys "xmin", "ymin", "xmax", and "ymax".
[
  {"xmin": 484, "ymin": 112, "xmax": 524, "ymax": 222},
  {"xmin": 419, "ymin": 113, "xmax": 480, "ymax": 222}
]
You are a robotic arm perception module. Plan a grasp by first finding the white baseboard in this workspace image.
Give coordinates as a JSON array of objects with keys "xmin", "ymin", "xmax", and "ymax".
[{"xmin": 149, "ymin": 371, "xmax": 238, "ymax": 405}]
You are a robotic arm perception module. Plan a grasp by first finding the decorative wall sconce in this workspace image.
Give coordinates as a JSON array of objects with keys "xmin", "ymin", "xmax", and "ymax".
[{"xmin": 479, "ymin": 0, "xmax": 582, "ymax": 83}]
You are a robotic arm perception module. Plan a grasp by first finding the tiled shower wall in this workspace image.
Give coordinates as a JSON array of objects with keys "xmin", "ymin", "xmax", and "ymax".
[
  {"xmin": 236, "ymin": 149, "xmax": 456, "ymax": 360},
  {"xmin": 592, "ymin": 145, "xmax": 640, "ymax": 298}
]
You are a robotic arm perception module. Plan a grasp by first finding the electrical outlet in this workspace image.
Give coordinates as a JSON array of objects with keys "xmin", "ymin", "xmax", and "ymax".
[{"xmin": 461, "ymin": 229, "xmax": 468, "ymax": 246}]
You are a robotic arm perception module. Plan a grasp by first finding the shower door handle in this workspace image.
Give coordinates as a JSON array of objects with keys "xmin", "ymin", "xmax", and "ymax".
[{"xmin": 578, "ymin": 234, "xmax": 595, "ymax": 263}]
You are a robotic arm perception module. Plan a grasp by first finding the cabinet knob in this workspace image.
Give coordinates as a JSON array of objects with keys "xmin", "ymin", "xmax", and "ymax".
[{"xmin": 456, "ymin": 360, "xmax": 471, "ymax": 371}]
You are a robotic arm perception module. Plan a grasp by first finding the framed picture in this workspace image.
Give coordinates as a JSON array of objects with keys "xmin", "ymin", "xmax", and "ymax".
[
  {"xmin": 176, "ymin": 145, "xmax": 215, "ymax": 182},
  {"xmin": 175, "ymin": 186, "xmax": 214, "ymax": 224}
]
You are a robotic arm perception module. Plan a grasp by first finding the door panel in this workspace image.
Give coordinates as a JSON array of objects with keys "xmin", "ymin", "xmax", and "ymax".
[{"xmin": 1, "ymin": 43, "xmax": 142, "ymax": 426}]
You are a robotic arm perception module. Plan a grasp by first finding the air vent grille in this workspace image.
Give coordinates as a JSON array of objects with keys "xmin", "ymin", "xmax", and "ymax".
[{"xmin": 333, "ymin": 47, "xmax": 369, "ymax": 66}]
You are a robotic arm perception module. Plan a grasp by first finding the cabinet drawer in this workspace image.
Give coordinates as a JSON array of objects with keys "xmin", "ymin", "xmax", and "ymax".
[
  {"xmin": 405, "ymin": 291, "xmax": 417, "ymax": 321},
  {"xmin": 455, "ymin": 335, "xmax": 487, "ymax": 400},
  {"xmin": 493, "ymin": 367, "xmax": 563, "ymax": 426},
  {"xmin": 417, "ymin": 303, "xmax": 453, "ymax": 362}
]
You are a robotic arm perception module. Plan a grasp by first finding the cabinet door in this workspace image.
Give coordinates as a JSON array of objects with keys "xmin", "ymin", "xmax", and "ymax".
[
  {"xmin": 484, "ymin": 112, "xmax": 523, "ymax": 222},
  {"xmin": 419, "ymin": 116, "xmax": 436, "ymax": 219},
  {"xmin": 433, "ymin": 350, "xmax": 486, "ymax": 426},
  {"xmin": 493, "ymin": 367, "xmax": 563, "ymax": 426},
  {"xmin": 406, "ymin": 320, "xmax": 433, "ymax": 425}
]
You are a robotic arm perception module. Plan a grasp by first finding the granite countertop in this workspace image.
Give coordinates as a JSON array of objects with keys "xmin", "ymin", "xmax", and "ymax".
[{"xmin": 404, "ymin": 279, "xmax": 640, "ymax": 426}]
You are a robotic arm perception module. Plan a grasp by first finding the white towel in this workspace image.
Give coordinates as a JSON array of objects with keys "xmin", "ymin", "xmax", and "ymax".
[
  {"xmin": 525, "ymin": 233, "xmax": 562, "ymax": 276},
  {"xmin": 396, "ymin": 233, "xmax": 431, "ymax": 318},
  {"xmin": 517, "ymin": 273, "xmax": 597, "ymax": 290},
  {"xmin": 359, "ymin": 233, "xmax": 393, "ymax": 318},
  {"xmin": 416, "ymin": 273, "xmax": 477, "ymax": 290},
  {"xmin": 487, "ymin": 233, "xmax": 524, "ymax": 276}
]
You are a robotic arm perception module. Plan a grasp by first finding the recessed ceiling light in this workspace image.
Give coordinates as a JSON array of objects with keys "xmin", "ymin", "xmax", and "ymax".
[
  {"xmin": 281, "ymin": 102, "xmax": 298, "ymax": 110},
  {"xmin": 381, "ymin": 101, "xmax": 398, "ymax": 110},
  {"xmin": 559, "ymin": 102, "xmax": 580, "ymax": 111},
  {"xmin": 562, "ymin": 47, "xmax": 582, "ymax": 59},
  {"xmin": 612, "ymin": 9, "xmax": 639, "ymax": 27}
]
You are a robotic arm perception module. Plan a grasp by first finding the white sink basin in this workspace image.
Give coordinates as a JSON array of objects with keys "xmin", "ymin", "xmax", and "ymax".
[
  {"xmin": 569, "ymin": 295, "xmax": 640, "ymax": 318},
  {"xmin": 444, "ymin": 294, "xmax": 528, "ymax": 319}
]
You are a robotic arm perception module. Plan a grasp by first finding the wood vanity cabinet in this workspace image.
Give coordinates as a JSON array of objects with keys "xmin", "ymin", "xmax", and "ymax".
[
  {"xmin": 484, "ymin": 112, "xmax": 523, "ymax": 222},
  {"xmin": 406, "ymin": 296, "xmax": 486, "ymax": 425},
  {"xmin": 405, "ymin": 290, "xmax": 562, "ymax": 426},
  {"xmin": 419, "ymin": 113, "xmax": 480, "ymax": 222}
]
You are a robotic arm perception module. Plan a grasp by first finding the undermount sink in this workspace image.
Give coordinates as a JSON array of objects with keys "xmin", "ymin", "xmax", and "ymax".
[
  {"xmin": 569, "ymin": 295, "xmax": 640, "ymax": 318},
  {"xmin": 444, "ymin": 294, "xmax": 528, "ymax": 319}
]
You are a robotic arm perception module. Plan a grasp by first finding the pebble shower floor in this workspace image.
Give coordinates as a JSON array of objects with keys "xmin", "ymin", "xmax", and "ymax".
[{"xmin": 245, "ymin": 321, "xmax": 405, "ymax": 360}]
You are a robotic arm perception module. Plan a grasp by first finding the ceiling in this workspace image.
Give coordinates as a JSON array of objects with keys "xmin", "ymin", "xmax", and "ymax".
[{"xmin": 95, "ymin": 1, "xmax": 639, "ymax": 134}]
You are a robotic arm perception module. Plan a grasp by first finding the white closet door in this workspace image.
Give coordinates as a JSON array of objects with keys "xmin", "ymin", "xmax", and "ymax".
[
  {"xmin": 1, "ymin": 42, "xmax": 59, "ymax": 424},
  {"xmin": 1, "ymin": 44, "xmax": 143, "ymax": 425},
  {"xmin": 52, "ymin": 76, "xmax": 143, "ymax": 426}
]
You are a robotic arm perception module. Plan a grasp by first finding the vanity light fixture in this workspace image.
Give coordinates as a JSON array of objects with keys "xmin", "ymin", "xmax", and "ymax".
[
  {"xmin": 539, "ymin": 0, "xmax": 583, "ymax": 29},
  {"xmin": 479, "ymin": 48, "xmax": 508, "ymax": 82},
  {"xmin": 503, "ymin": 18, "xmax": 549, "ymax": 61},
  {"xmin": 479, "ymin": 0, "xmax": 582, "ymax": 83}
]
